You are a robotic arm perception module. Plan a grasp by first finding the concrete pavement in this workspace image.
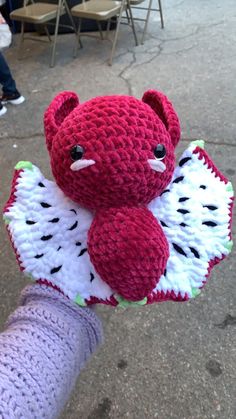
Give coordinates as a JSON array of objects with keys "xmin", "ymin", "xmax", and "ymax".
[{"xmin": 0, "ymin": 0, "xmax": 235, "ymax": 418}]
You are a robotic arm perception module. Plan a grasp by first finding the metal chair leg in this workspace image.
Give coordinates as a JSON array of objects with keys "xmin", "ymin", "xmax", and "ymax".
[
  {"xmin": 97, "ymin": 21, "xmax": 104, "ymax": 40},
  {"xmin": 158, "ymin": 0, "xmax": 164, "ymax": 28},
  {"xmin": 18, "ymin": 21, "xmax": 25, "ymax": 60},
  {"xmin": 125, "ymin": 9, "xmax": 130, "ymax": 24},
  {"xmin": 50, "ymin": 0, "xmax": 63, "ymax": 67},
  {"xmin": 74, "ymin": 18, "xmax": 82, "ymax": 57},
  {"xmin": 64, "ymin": 0, "xmax": 82, "ymax": 48},
  {"xmin": 108, "ymin": 2, "xmax": 125, "ymax": 66},
  {"xmin": 44, "ymin": 25, "xmax": 52, "ymax": 42},
  {"xmin": 106, "ymin": 19, "xmax": 111, "ymax": 40},
  {"xmin": 127, "ymin": 0, "xmax": 138, "ymax": 46},
  {"xmin": 141, "ymin": 0, "xmax": 153, "ymax": 45}
]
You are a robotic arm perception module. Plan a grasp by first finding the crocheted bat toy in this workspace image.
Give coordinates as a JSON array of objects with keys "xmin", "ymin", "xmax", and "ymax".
[{"xmin": 3, "ymin": 90, "xmax": 234, "ymax": 307}]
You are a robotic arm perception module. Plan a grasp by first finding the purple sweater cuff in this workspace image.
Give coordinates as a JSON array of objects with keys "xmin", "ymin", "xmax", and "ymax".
[{"xmin": 0, "ymin": 284, "xmax": 103, "ymax": 419}]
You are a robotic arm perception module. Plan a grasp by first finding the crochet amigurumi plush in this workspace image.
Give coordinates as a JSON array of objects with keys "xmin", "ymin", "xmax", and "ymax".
[{"xmin": 3, "ymin": 90, "xmax": 234, "ymax": 307}]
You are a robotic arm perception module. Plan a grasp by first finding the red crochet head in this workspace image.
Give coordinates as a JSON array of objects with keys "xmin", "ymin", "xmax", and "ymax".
[{"xmin": 44, "ymin": 90, "xmax": 180, "ymax": 209}]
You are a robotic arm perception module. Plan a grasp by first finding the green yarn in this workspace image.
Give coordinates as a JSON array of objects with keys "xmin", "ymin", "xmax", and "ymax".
[
  {"xmin": 75, "ymin": 295, "xmax": 87, "ymax": 307},
  {"xmin": 15, "ymin": 161, "xmax": 33, "ymax": 171},
  {"xmin": 226, "ymin": 182, "xmax": 234, "ymax": 193},
  {"xmin": 224, "ymin": 240, "xmax": 233, "ymax": 252},
  {"xmin": 115, "ymin": 295, "xmax": 147, "ymax": 308},
  {"xmin": 191, "ymin": 139, "xmax": 205, "ymax": 149},
  {"xmin": 3, "ymin": 215, "xmax": 11, "ymax": 225},
  {"xmin": 191, "ymin": 287, "xmax": 201, "ymax": 298},
  {"xmin": 23, "ymin": 271, "xmax": 34, "ymax": 280}
]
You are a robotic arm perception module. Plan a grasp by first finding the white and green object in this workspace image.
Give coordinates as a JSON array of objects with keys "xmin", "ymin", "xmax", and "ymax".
[{"xmin": 3, "ymin": 142, "xmax": 234, "ymax": 307}]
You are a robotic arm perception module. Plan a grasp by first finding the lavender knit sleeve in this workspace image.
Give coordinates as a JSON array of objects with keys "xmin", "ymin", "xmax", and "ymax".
[{"xmin": 0, "ymin": 284, "xmax": 103, "ymax": 419}]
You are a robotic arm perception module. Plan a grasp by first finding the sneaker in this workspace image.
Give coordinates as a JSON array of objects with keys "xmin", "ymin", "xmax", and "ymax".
[
  {"xmin": 1, "ymin": 92, "xmax": 25, "ymax": 105},
  {"xmin": 0, "ymin": 102, "xmax": 7, "ymax": 117}
]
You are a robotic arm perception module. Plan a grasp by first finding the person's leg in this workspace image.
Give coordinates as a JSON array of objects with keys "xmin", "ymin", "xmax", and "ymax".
[
  {"xmin": 0, "ymin": 51, "xmax": 19, "ymax": 95},
  {"xmin": 0, "ymin": 52, "xmax": 25, "ymax": 104},
  {"xmin": 0, "ymin": 102, "xmax": 7, "ymax": 117}
]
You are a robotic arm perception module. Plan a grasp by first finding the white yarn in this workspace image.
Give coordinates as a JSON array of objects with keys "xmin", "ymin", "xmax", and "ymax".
[
  {"xmin": 5, "ymin": 165, "xmax": 112, "ymax": 302},
  {"xmin": 4, "ymin": 141, "xmax": 233, "ymax": 304},
  {"xmin": 148, "ymin": 142, "xmax": 233, "ymax": 299}
]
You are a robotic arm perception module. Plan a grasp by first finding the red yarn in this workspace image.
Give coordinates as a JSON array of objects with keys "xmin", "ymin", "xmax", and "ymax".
[
  {"xmin": 142, "ymin": 90, "xmax": 180, "ymax": 147},
  {"xmin": 4, "ymin": 169, "xmax": 25, "ymax": 272},
  {"xmin": 44, "ymin": 90, "xmax": 180, "ymax": 301},
  {"xmin": 193, "ymin": 146, "xmax": 228, "ymax": 184},
  {"xmin": 88, "ymin": 207, "xmax": 169, "ymax": 301},
  {"xmin": 44, "ymin": 91, "xmax": 79, "ymax": 153},
  {"xmin": 3, "ymin": 168, "xmax": 22, "ymax": 214},
  {"xmin": 45, "ymin": 93, "xmax": 179, "ymax": 210}
]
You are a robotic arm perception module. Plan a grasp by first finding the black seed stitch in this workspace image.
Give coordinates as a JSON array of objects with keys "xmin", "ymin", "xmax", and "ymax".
[
  {"xmin": 179, "ymin": 157, "xmax": 192, "ymax": 167},
  {"xmin": 50, "ymin": 265, "xmax": 62, "ymax": 274},
  {"xmin": 38, "ymin": 182, "xmax": 45, "ymax": 187},
  {"xmin": 40, "ymin": 202, "xmax": 51, "ymax": 208},
  {"xmin": 200, "ymin": 185, "xmax": 206, "ymax": 189},
  {"xmin": 70, "ymin": 209, "xmax": 77, "ymax": 214},
  {"xmin": 49, "ymin": 217, "xmax": 59, "ymax": 223},
  {"xmin": 26, "ymin": 220, "xmax": 36, "ymax": 225},
  {"xmin": 57, "ymin": 246, "xmax": 62, "ymax": 251},
  {"xmin": 41, "ymin": 234, "xmax": 53, "ymax": 241},
  {"xmin": 78, "ymin": 248, "xmax": 87, "ymax": 257},
  {"xmin": 163, "ymin": 269, "xmax": 167, "ymax": 277},
  {"xmin": 173, "ymin": 176, "xmax": 184, "ymax": 184},
  {"xmin": 190, "ymin": 247, "xmax": 200, "ymax": 259},
  {"xmin": 203, "ymin": 205, "xmax": 218, "ymax": 211},
  {"xmin": 179, "ymin": 197, "xmax": 189, "ymax": 203},
  {"xmin": 180, "ymin": 222, "xmax": 188, "ymax": 227},
  {"xmin": 35, "ymin": 253, "xmax": 44, "ymax": 259},
  {"xmin": 160, "ymin": 220, "xmax": 168, "ymax": 227},
  {"xmin": 173, "ymin": 243, "xmax": 187, "ymax": 257},
  {"xmin": 68, "ymin": 221, "xmax": 78, "ymax": 231},
  {"xmin": 160, "ymin": 189, "xmax": 170, "ymax": 196},
  {"xmin": 76, "ymin": 241, "xmax": 82, "ymax": 246},
  {"xmin": 202, "ymin": 221, "xmax": 217, "ymax": 227},
  {"xmin": 90, "ymin": 273, "xmax": 95, "ymax": 282},
  {"xmin": 177, "ymin": 209, "xmax": 190, "ymax": 214}
]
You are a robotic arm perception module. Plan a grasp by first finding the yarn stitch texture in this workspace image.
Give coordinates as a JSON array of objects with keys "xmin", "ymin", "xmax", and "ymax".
[
  {"xmin": 0, "ymin": 284, "xmax": 102, "ymax": 419},
  {"xmin": 3, "ymin": 91, "xmax": 234, "ymax": 307}
]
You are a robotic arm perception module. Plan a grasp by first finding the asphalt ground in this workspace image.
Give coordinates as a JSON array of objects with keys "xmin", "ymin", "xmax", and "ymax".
[{"xmin": 0, "ymin": 1, "xmax": 235, "ymax": 418}]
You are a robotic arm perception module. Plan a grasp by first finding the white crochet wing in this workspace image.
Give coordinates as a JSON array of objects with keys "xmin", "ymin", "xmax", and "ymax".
[
  {"xmin": 3, "ymin": 140, "xmax": 234, "ymax": 308},
  {"xmin": 3, "ymin": 161, "xmax": 113, "ymax": 305},
  {"xmin": 147, "ymin": 140, "xmax": 234, "ymax": 303}
]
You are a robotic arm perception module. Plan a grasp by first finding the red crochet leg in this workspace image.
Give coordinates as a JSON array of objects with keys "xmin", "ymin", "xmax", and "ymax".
[{"xmin": 88, "ymin": 207, "xmax": 169, "ymax": 301}]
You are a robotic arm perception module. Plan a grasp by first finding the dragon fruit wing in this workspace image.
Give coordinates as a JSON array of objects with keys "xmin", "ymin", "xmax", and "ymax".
[
  {"xmin": 147, "ymin": 141, "xmax": 234, "ymax": 303},
  {"xmin": 3, "ymin": 162, "xmax": 113, "ymax": 304},
  {"xmin": 3, "ymin": 144, "xmax": 234, "ymax": 308}
]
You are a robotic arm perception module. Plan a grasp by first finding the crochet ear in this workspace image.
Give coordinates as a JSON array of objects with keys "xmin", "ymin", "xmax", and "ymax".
[
  {"xmin": 44, "ymin": 91, "xmax": 79, "ymax": 152},
  {"xmin": 142, "ymin": 90, "xmax": 181, "ymax": 147}
]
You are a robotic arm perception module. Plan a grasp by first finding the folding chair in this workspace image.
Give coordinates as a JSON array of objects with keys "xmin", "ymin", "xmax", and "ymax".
[
  {"xmin": 129, "ymin": 0, "xmax": 164, "ymax": 44},
  {"xmin": 71, "ymin": 0, "xmax": 138, "ymax": 65},
  {"xmin": 10, "ymin": 0, "xmax": 78, "ymax": 67}
]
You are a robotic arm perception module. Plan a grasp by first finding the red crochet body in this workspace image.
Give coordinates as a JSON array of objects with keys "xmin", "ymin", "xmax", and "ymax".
[
  {"xmin": 88, "ymin": 207, "xmax": 169, "ymax": 301},
  {"xmin": 44, "ymin": 90, "xmax": 180, "ymax": 301}
]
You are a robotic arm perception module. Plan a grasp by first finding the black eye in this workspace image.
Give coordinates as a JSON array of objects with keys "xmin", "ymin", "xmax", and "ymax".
[
  {"xmin": 70, "ymin": 145, "xmax": 84, "ymax": 161},
  {"xmin": 154, "ymin": 144, "xmax": 166, "ymax": 160}
]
